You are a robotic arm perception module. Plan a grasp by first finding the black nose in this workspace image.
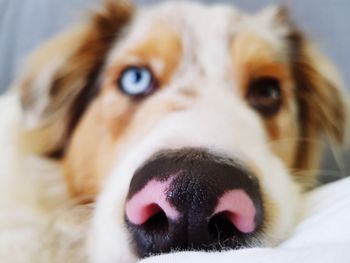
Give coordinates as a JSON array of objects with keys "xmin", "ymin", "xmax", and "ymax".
[{"xmin": 125, "ymin": 148, "xmax": 264, "ymax": 258}]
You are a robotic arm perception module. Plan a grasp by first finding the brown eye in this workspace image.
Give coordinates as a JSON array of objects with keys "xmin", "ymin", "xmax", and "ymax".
[{"xmin": 247, "ymin": 77, "xmax": 282, "ymax": 116}]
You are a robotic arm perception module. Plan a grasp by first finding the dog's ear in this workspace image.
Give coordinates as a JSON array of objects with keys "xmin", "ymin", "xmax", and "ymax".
[
  {"xmin": 18, "ymin": 0, "xmax": 134, "ymax": 158},
  {"xmin": 288, "ymin": 29, "xmax": 349, "ymax": 175}
]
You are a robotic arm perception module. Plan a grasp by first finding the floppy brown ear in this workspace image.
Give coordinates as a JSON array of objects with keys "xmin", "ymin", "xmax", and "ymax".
[
  {"xmin": 18, "ymin": 0, "xmax": 134, "ymax": 158},
  {"xmin": 289, "ymin": 30, "xmax": 349, "ymax": 180}
]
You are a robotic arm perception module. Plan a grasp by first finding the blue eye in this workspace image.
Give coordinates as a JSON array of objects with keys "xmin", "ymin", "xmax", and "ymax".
[{"xmin": 118, "ymin": 66, "xmax": 156, "ymax": 96}]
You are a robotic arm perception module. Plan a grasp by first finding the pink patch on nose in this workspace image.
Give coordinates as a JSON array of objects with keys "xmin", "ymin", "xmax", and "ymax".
[
  {"xmin": 126, "ymin": 177, "xmax": 180, "ymax": 225},
  {"xmin": 213, "ymin": 189, "xmax": 256, "ymax": 233}
]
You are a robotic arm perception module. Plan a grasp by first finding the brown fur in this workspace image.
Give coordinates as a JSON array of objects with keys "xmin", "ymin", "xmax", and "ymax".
[
  {"xmin": 230, "ymin": 30, "xmax": 299, "ymax": 171},
  {"xmin": 63, "ymin": 87, "xmax": 190, "ymax": 199},
  {"xmin": 288, "ymin": 30, "xmax": 348, "ymax": 188},
  {"xmin": 230, "ymin": 16, "xmax": 348, "ymax": 189},
  {"xmin": 63, "ymin": 88, "xmax": 137, "ymax": 199},
  {"xmin": 19, "ymin": 3, "xmax": 348, "ymax": 200},
  {"xmin": 63, "ymin": 22, "xmax": 183, "ymax": 198},
  {"xmin": 117, "ymin": 23, "xmax": 183, "ymax": 86},
  {"xmin": 20, "ymin": 0, "xmax": 134, "ymax": 158}
]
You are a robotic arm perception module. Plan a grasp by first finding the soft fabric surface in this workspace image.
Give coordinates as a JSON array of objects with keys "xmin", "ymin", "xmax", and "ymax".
[{"xmin": 140, "ymin": 177, "xmax": 350, "ymax": 263}]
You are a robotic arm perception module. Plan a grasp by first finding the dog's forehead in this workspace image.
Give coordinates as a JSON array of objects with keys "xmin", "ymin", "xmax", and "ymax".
[
  {"xmin": 138, "ymin": 2, "xmax": 285, "ymax": 37},
  {"xmin": 145, "ymin": 2, "xmax": 239, "ymax": 78},
  {"xmin": 144, "ymin": 2, "xmax": 239, "ymax": 35},
  {"xmin": 108, "ymin": 2, "xmax": 289, "ymax": 67}
]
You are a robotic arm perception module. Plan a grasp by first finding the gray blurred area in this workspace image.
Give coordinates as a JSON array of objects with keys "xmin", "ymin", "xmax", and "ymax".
[
  {"xmin": 0, "ymin": 0, "xmax": 349, "ymax": 181},
  {"xmin": 1, "ymin": 0, "xmax": 350, "ymax": 93}
]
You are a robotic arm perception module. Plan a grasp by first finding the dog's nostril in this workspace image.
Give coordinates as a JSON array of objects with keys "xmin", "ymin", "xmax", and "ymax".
[
  {"xmin": 212, "ymin": 189, "xmax": 257, "ymax": 234},
  {"xmin": 142, "ymin": 204, "xmax": 169, "ymax": 233},
  {"xmin": 139, "ymin": 203, "xmax": 163, "ymax": 224},
  {"xmin": 208, "ymin": 212, "xmax": 241, "ymax": 240},
  {"xmin": 125, "ymin": 178, "xmax": 180, "ymax": 226}
]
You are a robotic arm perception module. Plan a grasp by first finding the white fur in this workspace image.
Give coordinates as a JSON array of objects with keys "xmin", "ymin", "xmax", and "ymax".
[
  {"xmin": 91, "ymin": 3, "xmax": 301, "ymax": 262},
  {"xmin": 91, "ymin": 83, "xmax": 301, "ymax": 262},
  {"xmin": 0, "ymin": 93, "xmax": 89, "ymax": 262},
  {"xmin": 0, "ymin": 2, "xmax": 320, "ymax": 263}
]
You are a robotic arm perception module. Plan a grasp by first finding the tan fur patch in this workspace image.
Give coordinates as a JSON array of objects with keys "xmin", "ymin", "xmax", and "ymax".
[
  {"xmin": 231, "ymin": 32, "xmax": 290, "ymax": 90},
  {"xmin": 20, "ymin": 0, "xmax": 134, "ymax": 158},
  {"xmin": 63, "ymin": 89, "xmax": 135, "ymax": 200},
  {"xmin": 109, "ymin": 22, "xmax": 182, "ymax": 87},
  {"xmin": 128, "ymin": 23, "xmax": 182, "ymax": 86},
  {"xmin": 231, "ymin": 28, "xmax": 348, "ymax": 189},
  {"xmin": 231, "ymin": 31, "xmax": 299, "ymax": 170},
  {"xmin": 63, "ymin": 23, "xmax": 183, "ymax": 199}
]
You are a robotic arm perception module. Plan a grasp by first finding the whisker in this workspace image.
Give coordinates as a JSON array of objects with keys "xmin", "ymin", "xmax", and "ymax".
[{"xmin": 290, "ymin": 168, "xmax": 347, "ymax": 186}]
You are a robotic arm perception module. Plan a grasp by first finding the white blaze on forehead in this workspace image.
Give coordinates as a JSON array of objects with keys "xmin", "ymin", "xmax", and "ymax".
[
  {"xmin": 107, "ymin": 1, "xmax": 290, "ymax": 91},
  {"xmin": 152, "ymin": 2, "xmax": 241, "ymax": 80},
  {"xmin": 107, "ymin": 2, "xmax": 247, "ymax": 83}
]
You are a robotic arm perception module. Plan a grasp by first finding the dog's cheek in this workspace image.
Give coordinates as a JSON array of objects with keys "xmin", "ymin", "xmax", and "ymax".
[
  {"xmin": 264, "ymin": 106, "xmax": 300, "ymax": 169},
  {"xmin": 88, "ymin": 200, "xmax": 138, "ymax": 263},
  {"xmin": 255, "ymin": 158, "xmax": 302, "ymax": 243},
  {"xmin": 243, "ymin": 146, "xmax": 302, "ymax": 245},
  {"xmin": 63, "ymin": 91, "xmax": 136, "ymax": 201},
  {"xmin": 87, "ymin": 153, "xmax": 144, "ymax": 263},
  {"xmin": 63, "ymin": 105, "xmax": 114, "ymax": 201}
]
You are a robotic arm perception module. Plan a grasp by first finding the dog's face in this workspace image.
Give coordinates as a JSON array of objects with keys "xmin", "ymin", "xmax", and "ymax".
[{"xmin": 18, "ymin": 1, "xmax": 348, "ymax": 262}]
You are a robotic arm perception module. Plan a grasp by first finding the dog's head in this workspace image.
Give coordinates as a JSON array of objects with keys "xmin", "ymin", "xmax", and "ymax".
[{"xmin": 17, "ymin": 1, "xmax": 348, "ymax": 262}]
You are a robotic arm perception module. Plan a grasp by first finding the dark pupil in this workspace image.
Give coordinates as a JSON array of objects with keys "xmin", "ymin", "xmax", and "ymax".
[
  {"xmin": 248, "ymin": 77, "xmax": 281, "ymax": 116},
  {"xmin": 259, "ymin": 84, "xmax": 278, "ymax": 98},
  {"xmin": 133, "ymin": 70, "xmax": 142, "ymax": 83},
  {"xmin": 256, "ymin": 79, "xmax": 279, "ymax": 98}
]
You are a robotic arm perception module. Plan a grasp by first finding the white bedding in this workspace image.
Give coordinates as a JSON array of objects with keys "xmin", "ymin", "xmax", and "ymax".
[{"xmin": 140, "ymin": 177, "xmax": 350, "ymax": 263}]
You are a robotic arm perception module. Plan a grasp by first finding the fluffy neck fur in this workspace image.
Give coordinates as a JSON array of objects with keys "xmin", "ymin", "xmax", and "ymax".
[{"xmin": 0, "ymin": 92, "xmax": 90, "ymax": 263}]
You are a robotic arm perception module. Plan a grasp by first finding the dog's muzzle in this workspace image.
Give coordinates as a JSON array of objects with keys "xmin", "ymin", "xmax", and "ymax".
[{"xmin": 124, "ymin": 148, "xmax": 264, "ymax": 258}]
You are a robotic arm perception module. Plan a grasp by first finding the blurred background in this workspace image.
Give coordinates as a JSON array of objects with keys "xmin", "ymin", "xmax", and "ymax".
[{"xmin": 0, "ymin": 0, "xmax": 349, "ymax": 181}]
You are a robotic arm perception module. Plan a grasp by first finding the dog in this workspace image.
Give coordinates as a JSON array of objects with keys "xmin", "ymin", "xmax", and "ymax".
[{"xmin": 0, "ymin": 1, "xmax": 348, "ymax": 262}]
